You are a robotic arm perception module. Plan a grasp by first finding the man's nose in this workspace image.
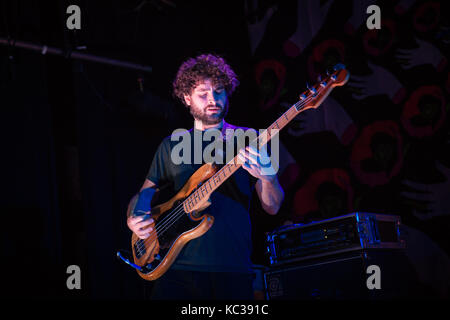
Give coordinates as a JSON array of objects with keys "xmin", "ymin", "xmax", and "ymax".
[{"xmin": 207, "ymin": 92, "xmax": 216, "ymax": 104}]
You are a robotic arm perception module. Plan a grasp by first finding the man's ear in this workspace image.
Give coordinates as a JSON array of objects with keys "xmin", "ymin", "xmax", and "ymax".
[{"xmin": 183, "ymin": 94, "xmax": 191, "ymax": 106}]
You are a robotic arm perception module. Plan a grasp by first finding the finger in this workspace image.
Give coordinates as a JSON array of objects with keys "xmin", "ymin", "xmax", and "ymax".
[
  {"xmin": 241, "ymin": 160, "xmax": 253, "ymax": 172},
  {"xmin": 129, "ymin": 216, "xmax": 144, "ymax": 226},
  {"xmin": 237, "ymin": 152, "xmax": 247, "ymax": 164},
  {"xmin": 435, "ymin": 160, "xmax": 450, "ymax": 175},
  {"xmin": 249, "ymin": 145, "xmax": 270, "ymax": 159},
  {"xmin": 242, "ymin": 161, "xmax": 252, "ymax": 169},
  {"xmin": 347, "ymin": 85, "xmax": 365, "ymax": 92},
  {"xmin": 246, "ymin": 146, "xmax": 269, "ymax": 163},
  {"xmin": 240, "ymin": 149, "xmax": 258, "ymax": 164},
  {"xmin": 395, "ymin": 50, "xmax": 411, "ymax": 56},
  {"xmin": 348, "ymin": 76, "xmax": 366, "ymax": 83},
  {"xmin": 412, "ymin": 208, "xmax": 432, "ymax": 220},
  {"xmin": 245, "ymin": 145, "xmax": 259, "ymax": 157},
  {"xmin": 140, "ymin": 213, "xmax": 153, "ymax": 221},
  {"xmin": 131, "ymin": 215, "xmax": 153, "ymax": 227},
  {"xmin": 134, "ymin": 220, "xmax": 153, "ymax": 229},
  {"xmin": 352, "ymin": 92, "xmax": 368, "ymax": 99},
  {"xmin": 348, "ymin": 76, "xmax": 367, "ymax": 85},
  {"xmin": 396, "ymin": 56, "xmax": 411, "ymax": 63},
  {"xmin": 399, "ymin": 191, "xmax": 432, "ymax": 202},
  {"xmin": 136, "ymin": 219, "xmax": 154, "ymax": 230},
  {"xmin": 395, "ymin": 57, "xmax": 410, "ymax": 63},
  {"xmin": 414, "ymin": 37, "xmax": 425, "ymax": 46},
  {"xmin": 246, "ymin": 151, "xmax": 259, "ymax": 164},
  {"xmin": 401, "ymin": 179, "xmax": 427, "ymax": 191},
  {"xmin": 138, "ymin": 232, "xmax": 151, "ymax": 240},
  {"xmin": 367, "ymin": 61, "xmax": 377, "ymax": 70},
  {"xmin": 395, "ymin": 51, "xmax": 410, "ymax": 57}
]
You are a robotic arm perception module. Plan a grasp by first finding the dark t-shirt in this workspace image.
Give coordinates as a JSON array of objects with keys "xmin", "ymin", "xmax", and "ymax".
[{"xmin": 146, "ymin": 123, "xmax": 257, "ymax": 273}]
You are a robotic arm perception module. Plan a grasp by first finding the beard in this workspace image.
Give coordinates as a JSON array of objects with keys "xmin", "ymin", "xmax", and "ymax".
[{"xmin": 189, "ymin": 102, "xmax": 229, "ymax": 125}]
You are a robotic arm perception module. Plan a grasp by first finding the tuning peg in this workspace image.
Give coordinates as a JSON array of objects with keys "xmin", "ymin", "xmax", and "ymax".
[
  {"xmin": 333, "ymin": 63, "xmax": 346, "ymax": 71},
  {"xmin": 306, "ymin": 83, "xmax": 317, "ymax": 94}
]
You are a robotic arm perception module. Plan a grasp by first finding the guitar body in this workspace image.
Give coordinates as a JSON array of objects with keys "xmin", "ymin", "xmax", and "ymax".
[{"xmin": 131, "ymin": 163, "xmax": 217, "ymax": 281}]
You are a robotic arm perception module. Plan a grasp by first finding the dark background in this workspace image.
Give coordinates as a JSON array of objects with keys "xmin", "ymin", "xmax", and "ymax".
[{"xmin": 1, "ymin": 0, "xmax": 449, "ymax": 299}]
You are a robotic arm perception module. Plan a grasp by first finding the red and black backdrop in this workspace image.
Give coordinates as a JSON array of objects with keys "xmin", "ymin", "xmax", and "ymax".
[{"xmin": 1, "ymin": 0, "xmax": 449, "ymax": 299}]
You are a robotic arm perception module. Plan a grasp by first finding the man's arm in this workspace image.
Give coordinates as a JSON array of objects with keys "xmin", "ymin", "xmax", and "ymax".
[
  {"xmin": 126, "ymin": 179, "xmax": 157, "ymax": 217},
  {"xmin": 255, "ymin": 175, "xmax": 284, "ymax": 215},
  {"xmin": 126, "ymin": 179, "xmax": 157, "ymax": 239},
  {"xmin": 238, "ymin": 145, "xmax": 285, "ymax": 215}
]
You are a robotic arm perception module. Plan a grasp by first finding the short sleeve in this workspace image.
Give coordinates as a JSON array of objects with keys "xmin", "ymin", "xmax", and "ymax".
[{"xmin": 146, "ymin": 139, "xmax": 170, "ymax": 186}]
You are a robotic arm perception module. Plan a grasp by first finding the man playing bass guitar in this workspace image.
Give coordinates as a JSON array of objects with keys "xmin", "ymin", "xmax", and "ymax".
[{"xmin": 126, "ymin": 53, "xmax": 284, "ymax": 300}]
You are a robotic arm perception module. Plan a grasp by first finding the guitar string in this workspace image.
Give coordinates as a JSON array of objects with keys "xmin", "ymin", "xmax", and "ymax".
[
  {"xmin": 133, "ymin": 91, "xmax": 320, "ymax": 255},
  {"xmin": 134, "ymin": 84, "xmax": 328, "ymax": 255}
]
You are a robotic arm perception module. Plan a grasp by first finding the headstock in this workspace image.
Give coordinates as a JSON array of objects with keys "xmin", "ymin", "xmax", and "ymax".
[{"xmin": 296, "ymin": 63, "xmax": 349, "ymax": 111}]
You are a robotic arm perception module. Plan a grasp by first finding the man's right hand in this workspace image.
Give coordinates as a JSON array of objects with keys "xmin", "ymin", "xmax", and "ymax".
[{"xmin": 127, "ymin": 213, "xmax": 154, "ymax": 240}]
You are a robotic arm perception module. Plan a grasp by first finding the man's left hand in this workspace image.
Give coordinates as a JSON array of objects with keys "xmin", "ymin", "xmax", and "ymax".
[{"xmin": 238, "ymin": 145, "xmax": 278, "ymax": 181}]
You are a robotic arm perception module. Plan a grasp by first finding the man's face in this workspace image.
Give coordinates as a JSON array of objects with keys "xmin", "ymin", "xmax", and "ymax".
[{"xmin": 184, "ymin": 78, "xmax": 229, "ymax": 125}]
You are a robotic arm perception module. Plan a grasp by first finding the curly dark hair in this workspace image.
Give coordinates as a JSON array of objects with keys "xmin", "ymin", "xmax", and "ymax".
[{"xmin": 173, "ymin": 54, "xmax": 239, "ymax": 106}]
